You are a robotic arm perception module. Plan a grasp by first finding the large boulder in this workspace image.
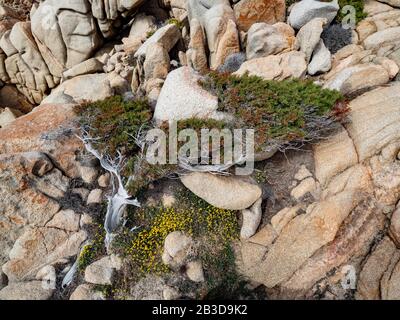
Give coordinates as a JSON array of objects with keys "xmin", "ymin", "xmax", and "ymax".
[
  {"xmin": 187, "ymin": 0, "xmax": 240, "ymax": 70},
  {"xmin": 288, "ymin": 0, "xmax": 339, "ymax": 30},
  {"xmin": 235, "ymin": 51, "xmax": 307, "ymax": 80},
  {"xmin": 154, "ymin": 67, "xmax": 225, "ymax": 123},
  {"xmin": 234, "ymin": 0, "xmax": 286, "ymax": 32},
  {"xmin": 323, "ymin": 63, "xmax": 391, "ymax": 95},
  {"xmin": 134, "ymin": 23, "xmax": 181, "ymax": 58},
  {"xmin": 308, "ymin": 39, "xmax": 332, "ymax": 75},
  {"xmin": 42, "ymin": 73, "xmax": 115, "ymax": 104},
  {"xmin": 0, "ymin": 22, "xmax": 57, "ymax": 104},
  {"xmin": 180, "ymin": 172, "xmax": 262, "ymax": 210},
  {"xmin": 186, "ymin": 18, "xmax": 208, "ymax": 73},
  {"xmin": 246, "ymin": 22, "xmax": 295, "ymax": 60},
  {"xmin": 31, "ymin": 0, "xmax": 102, "ymax": 78},
  {"xmin": 129, "ymin": 13, "xmax": 157, "ymax": 42},
  {"xmin": 295, "ymin": 18, "xmax": 327, "ymax": 63}
]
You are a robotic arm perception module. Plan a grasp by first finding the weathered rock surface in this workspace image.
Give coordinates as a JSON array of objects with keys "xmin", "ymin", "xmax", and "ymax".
[
  {"xmin": 186, "ymin": 18, "xmax": 208, "ymax": 73},
  {"xmin": 241, "ymin": 198, "xmax": 263, "ymax": 239},
  {"xmin": 390, "ymin": 205, "xmax": 400, "ymax": 246},
  {"xmin": 323, "ymin": 63, "xmax": 391, "ymax": 95},
  {"xmin": 357, "ymin": 237, "xmax": 397, "ymax": 300},
  {"xmin": 234, "ymin": 0, "xmax": 286, "ymax": 32},
  {"xmin": 31, "ymin": 0, "xmax": 102, "ymax": 78},
  {"xmin": 345, "ymin": 83, "xmax": 400, "ymax": 161},
  {"xmin": 235, "ymin": 51, "xmax": 307, "ymax": 80},
  {"xmin": 42, "ymin": 74, "xmax": 115, "ymax": 104},
  {"xmin": 314, "ymin": 128, "xmax": 358, "ymax": 186},
  {"xmin": 0, "ymin": 85, "xmax": 34, "ymax": 113},
  {"xmin": 85, "ymin": 256, "xmax": 116, "ymax": 286},
  {"xmin": 0, "ymin": 107, "xmax": 22, "ymax": 128},
  {"xmin": 187, "ymin": 0, "xmax": 240, "ymax": 70},
  {"xmin": 135, "ymin": 23, "xmax": 181, "ymax": 58},
  {"xmin": 0, "ymin": 280, "xmax": 54, "ymax": 300},
  {"xmin": 288, "ymin": 0, "xmax": 339, "ymax": 30},
  {"xmin": 3, "ymin": 227, "xmax": 87, "ymax": 282},
  {"xmin": 0, "ymin": 104, "xmax": 82, "ymax": 177},
  {"xmin": 308, "ymin": 40, "xmax": 332, "ymax": 75},
  {"xmin": 0, "ymin": 22, "xmax": 57, "ymax": 104},
  {"xmin": 246, "ymin": 22, "xmax": 295, "ymax": 60},
  {"xmin": 295, "ymin": 18, "xmax": 327, "ymax": 63}
]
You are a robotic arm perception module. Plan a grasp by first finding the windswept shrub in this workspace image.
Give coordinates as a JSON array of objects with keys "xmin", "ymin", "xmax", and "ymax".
[
  {"xmin": 200, "ymin": 72, "xmax": 348, "ymax": 153},
  {"xmin": 75, "ymin": 96, "xmax": 152, "ymax": 157}
]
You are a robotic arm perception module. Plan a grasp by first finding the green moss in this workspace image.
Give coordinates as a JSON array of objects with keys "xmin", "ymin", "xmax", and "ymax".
[
  {"xmin": 337, "ymin": 0, "xmax": 367, "ymax": 23},
  {"xmin": 75, "ymin": 96, "xmax": 152, "ymax": 157},
  {"xmin": 77, "ymin": 225, "xmax": 106, "ymax": 271},
  {"xmin": 166, "ymin": 18, "xmax": 184, "ymax": 29},
  {"xmin": 200, "ymin": 72, "xmax": 347, "ymax": 152},
  {"xmin": 146, "ymin": 29, "xmax": 156, "ymax": 38}
]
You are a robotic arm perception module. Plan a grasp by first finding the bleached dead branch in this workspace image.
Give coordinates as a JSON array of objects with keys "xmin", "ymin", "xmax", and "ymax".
[{"xmin": 78, "ymin": 129, "xmax": 140, "ymax": 249}]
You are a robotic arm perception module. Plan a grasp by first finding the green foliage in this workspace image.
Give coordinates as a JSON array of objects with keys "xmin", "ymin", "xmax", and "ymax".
[
  {"xmin": 201, "ymin": 72, "xmax": 347, "ymax": 152},
  {"xmin": 77, "ymin": 225, "xmax": 106, "ymax": 271},
  {"xmin": 202, "ymin": 244, "xmax": 251, "ymax": 300},
  {"xmin": 167, "ymin": 18, "xmax": 184, "ymax": 29},
  {"xmin": 75, "ymin": 96, "xmax": 152, "ymax": 157},
  {"xmin": 125, "ymin": 157, "xmax": 177, "ymax": 196},
  {"xmin": 176, "ymin": 118, "xmax": 230, "ymax": 132},
  {"xmin": 337, "ymin": 0, "xmax": 367, "ymax": 23}
]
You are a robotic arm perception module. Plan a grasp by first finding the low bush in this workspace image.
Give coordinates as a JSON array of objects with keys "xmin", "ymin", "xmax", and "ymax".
[
  {"xmin": 75, "ymin": 96, "xmax": 152, "ymax": 158},
  {"xmin": 200, "ymin": 72, "xmax": 348, "ymax": 153}
]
